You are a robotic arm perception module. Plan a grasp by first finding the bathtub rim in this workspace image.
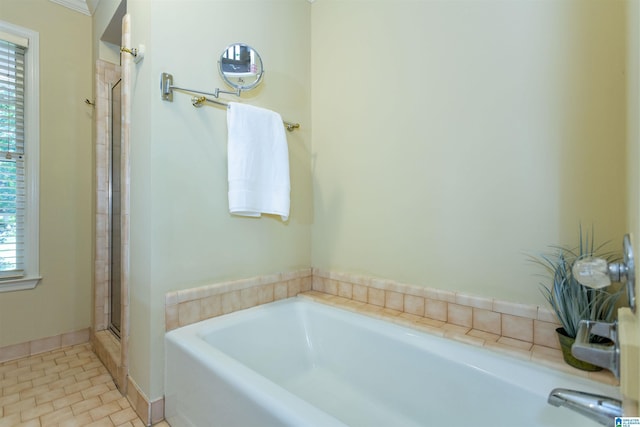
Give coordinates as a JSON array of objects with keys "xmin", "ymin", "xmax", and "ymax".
[{"xmin": 165, "ymin": 296, "xmax": 621, "ymax": 400}]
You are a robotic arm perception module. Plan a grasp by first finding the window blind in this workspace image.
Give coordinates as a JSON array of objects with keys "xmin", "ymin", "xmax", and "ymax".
[{"xmin": 0, "ymin": 38, "xmax": 26, "ymax": 278}]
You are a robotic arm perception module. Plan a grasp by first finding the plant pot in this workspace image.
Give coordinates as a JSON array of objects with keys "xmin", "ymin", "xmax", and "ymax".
[{"xmin": 555, "ymin": 327, "xmax": 603, "ymax": 372}]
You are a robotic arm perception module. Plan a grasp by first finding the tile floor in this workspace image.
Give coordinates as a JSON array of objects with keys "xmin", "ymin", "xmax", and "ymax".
[{"xmin": 0, "ymin": 342, "xmax": 169, "ymax": 427}]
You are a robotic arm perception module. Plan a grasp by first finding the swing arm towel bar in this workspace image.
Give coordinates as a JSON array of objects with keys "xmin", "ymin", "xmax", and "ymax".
[{"xmin": 160, "ymin": 72, "xmax": 300, "ymax": 132}]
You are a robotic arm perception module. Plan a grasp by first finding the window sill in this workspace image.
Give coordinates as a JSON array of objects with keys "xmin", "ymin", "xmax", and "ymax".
[{"xmin": 0, "ymin": 276, "xmax": 42, "ymax": 292}]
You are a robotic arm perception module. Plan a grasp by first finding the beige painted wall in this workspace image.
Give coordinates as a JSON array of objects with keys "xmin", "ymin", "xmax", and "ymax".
[
  {"xmin": 127, "ymin": 0, "xmax": 312, "ymax": 399},
  {"xmin": 311, "ymin": 0, "xmax": 627, "ymax": 305},
  {"xmin": 626, "ymin": 0, "xmax": 640, "ymax": 411},
  {"xmin": 0, "ymin": 0, "xmax": 93, "ymax": 347},
  {"xmin": 93, "ymin": 0, "xmax": 122, "ymax": 65},
  {"xmin": 1, "ymin": 0, "xmax": 629, "ymax": 404},
  {"xmin": 127, "ymin": 0, "xmax": 629, "ymax": 401}
]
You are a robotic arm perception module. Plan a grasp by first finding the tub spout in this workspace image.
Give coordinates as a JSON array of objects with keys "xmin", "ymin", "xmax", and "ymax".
[{"xmin": 548, "ymin": 388, "xmax": 622, "ymax": 426}]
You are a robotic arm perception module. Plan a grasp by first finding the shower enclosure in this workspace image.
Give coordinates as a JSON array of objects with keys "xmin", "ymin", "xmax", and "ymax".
[
  {"xmin": 92, "ymin": 6, "xmax": 132, "ymax": 396},
  {"xmin": 109, "ymin": 78, "xmax": 122, "ymax": 338},
  {"xmin": 93, "ymin": 58, "xmax": 128, "ymax": 392}
]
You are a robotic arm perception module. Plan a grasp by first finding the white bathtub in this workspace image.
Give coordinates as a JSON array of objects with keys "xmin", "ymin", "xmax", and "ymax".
[{"xmin": 164, "ymin": 297, "xmax": 619, "ymax": 427}]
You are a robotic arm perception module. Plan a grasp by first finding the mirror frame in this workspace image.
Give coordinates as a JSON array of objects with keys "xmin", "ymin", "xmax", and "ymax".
[{"xmin": 218, "ymin": 43, "xmax": 264, "ymax": 92}]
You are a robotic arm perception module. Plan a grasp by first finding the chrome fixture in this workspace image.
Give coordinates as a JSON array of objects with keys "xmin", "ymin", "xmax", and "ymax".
[
  {"xmin": 572, "ymin": 234, "xmax": 636, "ymax": 312},
  {"xmin": 189, "ymin": 95, "xmax": 300, "ymax": 132},
  {"xmin": 571, "ymin": 320, "xmax": 619, "ymax": 377},
  {"xmin": 548, "ymin": 234, "xmax": 632, "ymax": 425},
  {"xmin": 548, "ymin": 388, "xmax": 622, "ymax": 427},
  {"xmin": 218, "ymin": 43, "xmax": 264, "ymax": 92},
  {"xmin": 161, "ymin": 72, "xmax": 241, "ymax": 102},
  {"xmin": 159, "ymin": 43, "xmax": 300, "ymax": 132},
  {"xmin": 160, "ymin": 72, "xmax": 300, "ymax": 132},
  {"xmin": 120, "ymin": 45, "xmax": 145, "ymax": 63},
  {"xmin": 161, "ymin": 43, "xmax": 262, "ymax": 102},
  {"xmin": 569, "ymin": 234, "xmax": 636, "ymax": 377}
]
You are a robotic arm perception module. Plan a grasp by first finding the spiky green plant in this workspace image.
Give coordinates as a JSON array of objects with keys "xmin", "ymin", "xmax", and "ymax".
[{"xmin": 531, "ymin": 226, "xmax": 623, "ymax": 338}]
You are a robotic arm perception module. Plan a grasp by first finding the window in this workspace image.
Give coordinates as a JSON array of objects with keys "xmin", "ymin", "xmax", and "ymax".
[{"xmin": 0, "ymin": 21, "xmax": 39, "ymax": 292}]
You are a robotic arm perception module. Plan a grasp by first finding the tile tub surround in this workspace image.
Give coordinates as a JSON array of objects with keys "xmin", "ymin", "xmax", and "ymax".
[
  {"xmin": 310, "ymin": 269, "xmax": 618, "ymax": 385},
  {"xmin": 164, "ymin": 269, "xmax": 313, "ymax": 331},
  {"xmin": 163, "ymin": 268, "xmax": 617, "ymax": 385}
]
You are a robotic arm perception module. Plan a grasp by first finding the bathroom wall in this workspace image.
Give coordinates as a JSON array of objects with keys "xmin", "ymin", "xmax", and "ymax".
[
  {"xmin": 92, "ymin": 0, "xmax": 123, "ymax": 65},
  {"xmin": 311, "ymin": 0, "xmax": 627, "ymax": 305},
  {"xmin": 126, "ymin": 0, "xmax": 312, "ymax": 400},
  {"xmin": 124, "ymin": 0, "xmax": 627, "ymax": 404},
  {"xmin": 0, "ymin": 1, "xmax": 93, "ymax": 347},
  {"xmin": 626, "ymin": 0, "xmax": 640, "ymax": 411},
  {"xmin": 0, "ymin": 0, "xmax": 630, "ymax": 412}
]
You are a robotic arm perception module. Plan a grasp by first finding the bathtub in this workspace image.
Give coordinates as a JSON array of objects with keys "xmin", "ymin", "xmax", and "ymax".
[{"xmin": 164, "ymin": 297, "xmax": 619, "ymax": 427}]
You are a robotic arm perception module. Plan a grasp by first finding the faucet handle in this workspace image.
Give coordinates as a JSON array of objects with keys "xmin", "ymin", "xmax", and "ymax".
[
  {"xmin": 573, "ymin": 257, "xmax": 612, "ymax": 289},
  {"xmin": 571, "ymin": 320, "xmax": 619, "ymax": 378},
  {"xmin": 572, "ymin": 234, "xmax": 636, "ymax": 313}
]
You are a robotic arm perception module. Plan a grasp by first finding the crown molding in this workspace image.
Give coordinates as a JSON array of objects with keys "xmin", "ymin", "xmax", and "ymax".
[{"xmin": 49, "ymin": 0, "xmax": 99, "ymax": 16}]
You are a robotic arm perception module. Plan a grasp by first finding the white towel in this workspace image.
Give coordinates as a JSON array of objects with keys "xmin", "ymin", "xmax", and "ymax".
[{"xmin": 227, "ymin": 102, "xmax": 290, "ymax": 221}]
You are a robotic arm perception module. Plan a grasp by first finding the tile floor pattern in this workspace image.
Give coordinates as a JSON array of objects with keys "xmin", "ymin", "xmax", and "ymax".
[{"xmin": 0, "ymin": 343, "xmax": 170, "ymax": 427}]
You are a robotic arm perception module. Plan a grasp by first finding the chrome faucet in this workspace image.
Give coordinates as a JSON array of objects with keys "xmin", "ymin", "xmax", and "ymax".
[
  {"xmin": 548, "ymin": 388, "xmax": 622, "ymax": 426},
  {"xmin": 571, "ymin": 320, "xmax": 619, "ymax": 378},
  {"xmin": 569, "ymin": 233, "xmax": 635, "ymax": 378},
  {"xmin": 547, "ymin": 234, "xmax": 633, "ymax": 426}
]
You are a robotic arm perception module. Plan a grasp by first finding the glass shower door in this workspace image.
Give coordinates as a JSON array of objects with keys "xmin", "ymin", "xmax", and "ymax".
[{"xmin": 109, "ymin": 78, "xmax": 122, "ymax": 338}]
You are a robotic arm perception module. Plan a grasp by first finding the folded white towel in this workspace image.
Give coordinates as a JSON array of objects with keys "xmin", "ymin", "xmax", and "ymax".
[{"xmin": 227, "ymin": 102, "xmax": 290, "ymax": 221}]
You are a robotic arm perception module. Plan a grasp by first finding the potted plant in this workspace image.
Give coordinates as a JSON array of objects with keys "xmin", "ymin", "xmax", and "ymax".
[{"xmin": 531, "ymin": 226, "xmax": 623, "ymax": 370}]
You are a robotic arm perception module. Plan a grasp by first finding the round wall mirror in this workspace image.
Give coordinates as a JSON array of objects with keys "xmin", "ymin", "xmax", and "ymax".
[{"xmin": 218, "ymin": 43, "xmax": 264, "ymax": 92}]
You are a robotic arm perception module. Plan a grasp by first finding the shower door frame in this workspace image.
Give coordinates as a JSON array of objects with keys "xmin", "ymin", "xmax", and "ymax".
[
  {"xmin": 108, "ymin": 77, "xmax": 122, "ymax": 339},
  {"xmin": 93, "ymin": 58, "xmax": 129, "ymax": 392}
]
